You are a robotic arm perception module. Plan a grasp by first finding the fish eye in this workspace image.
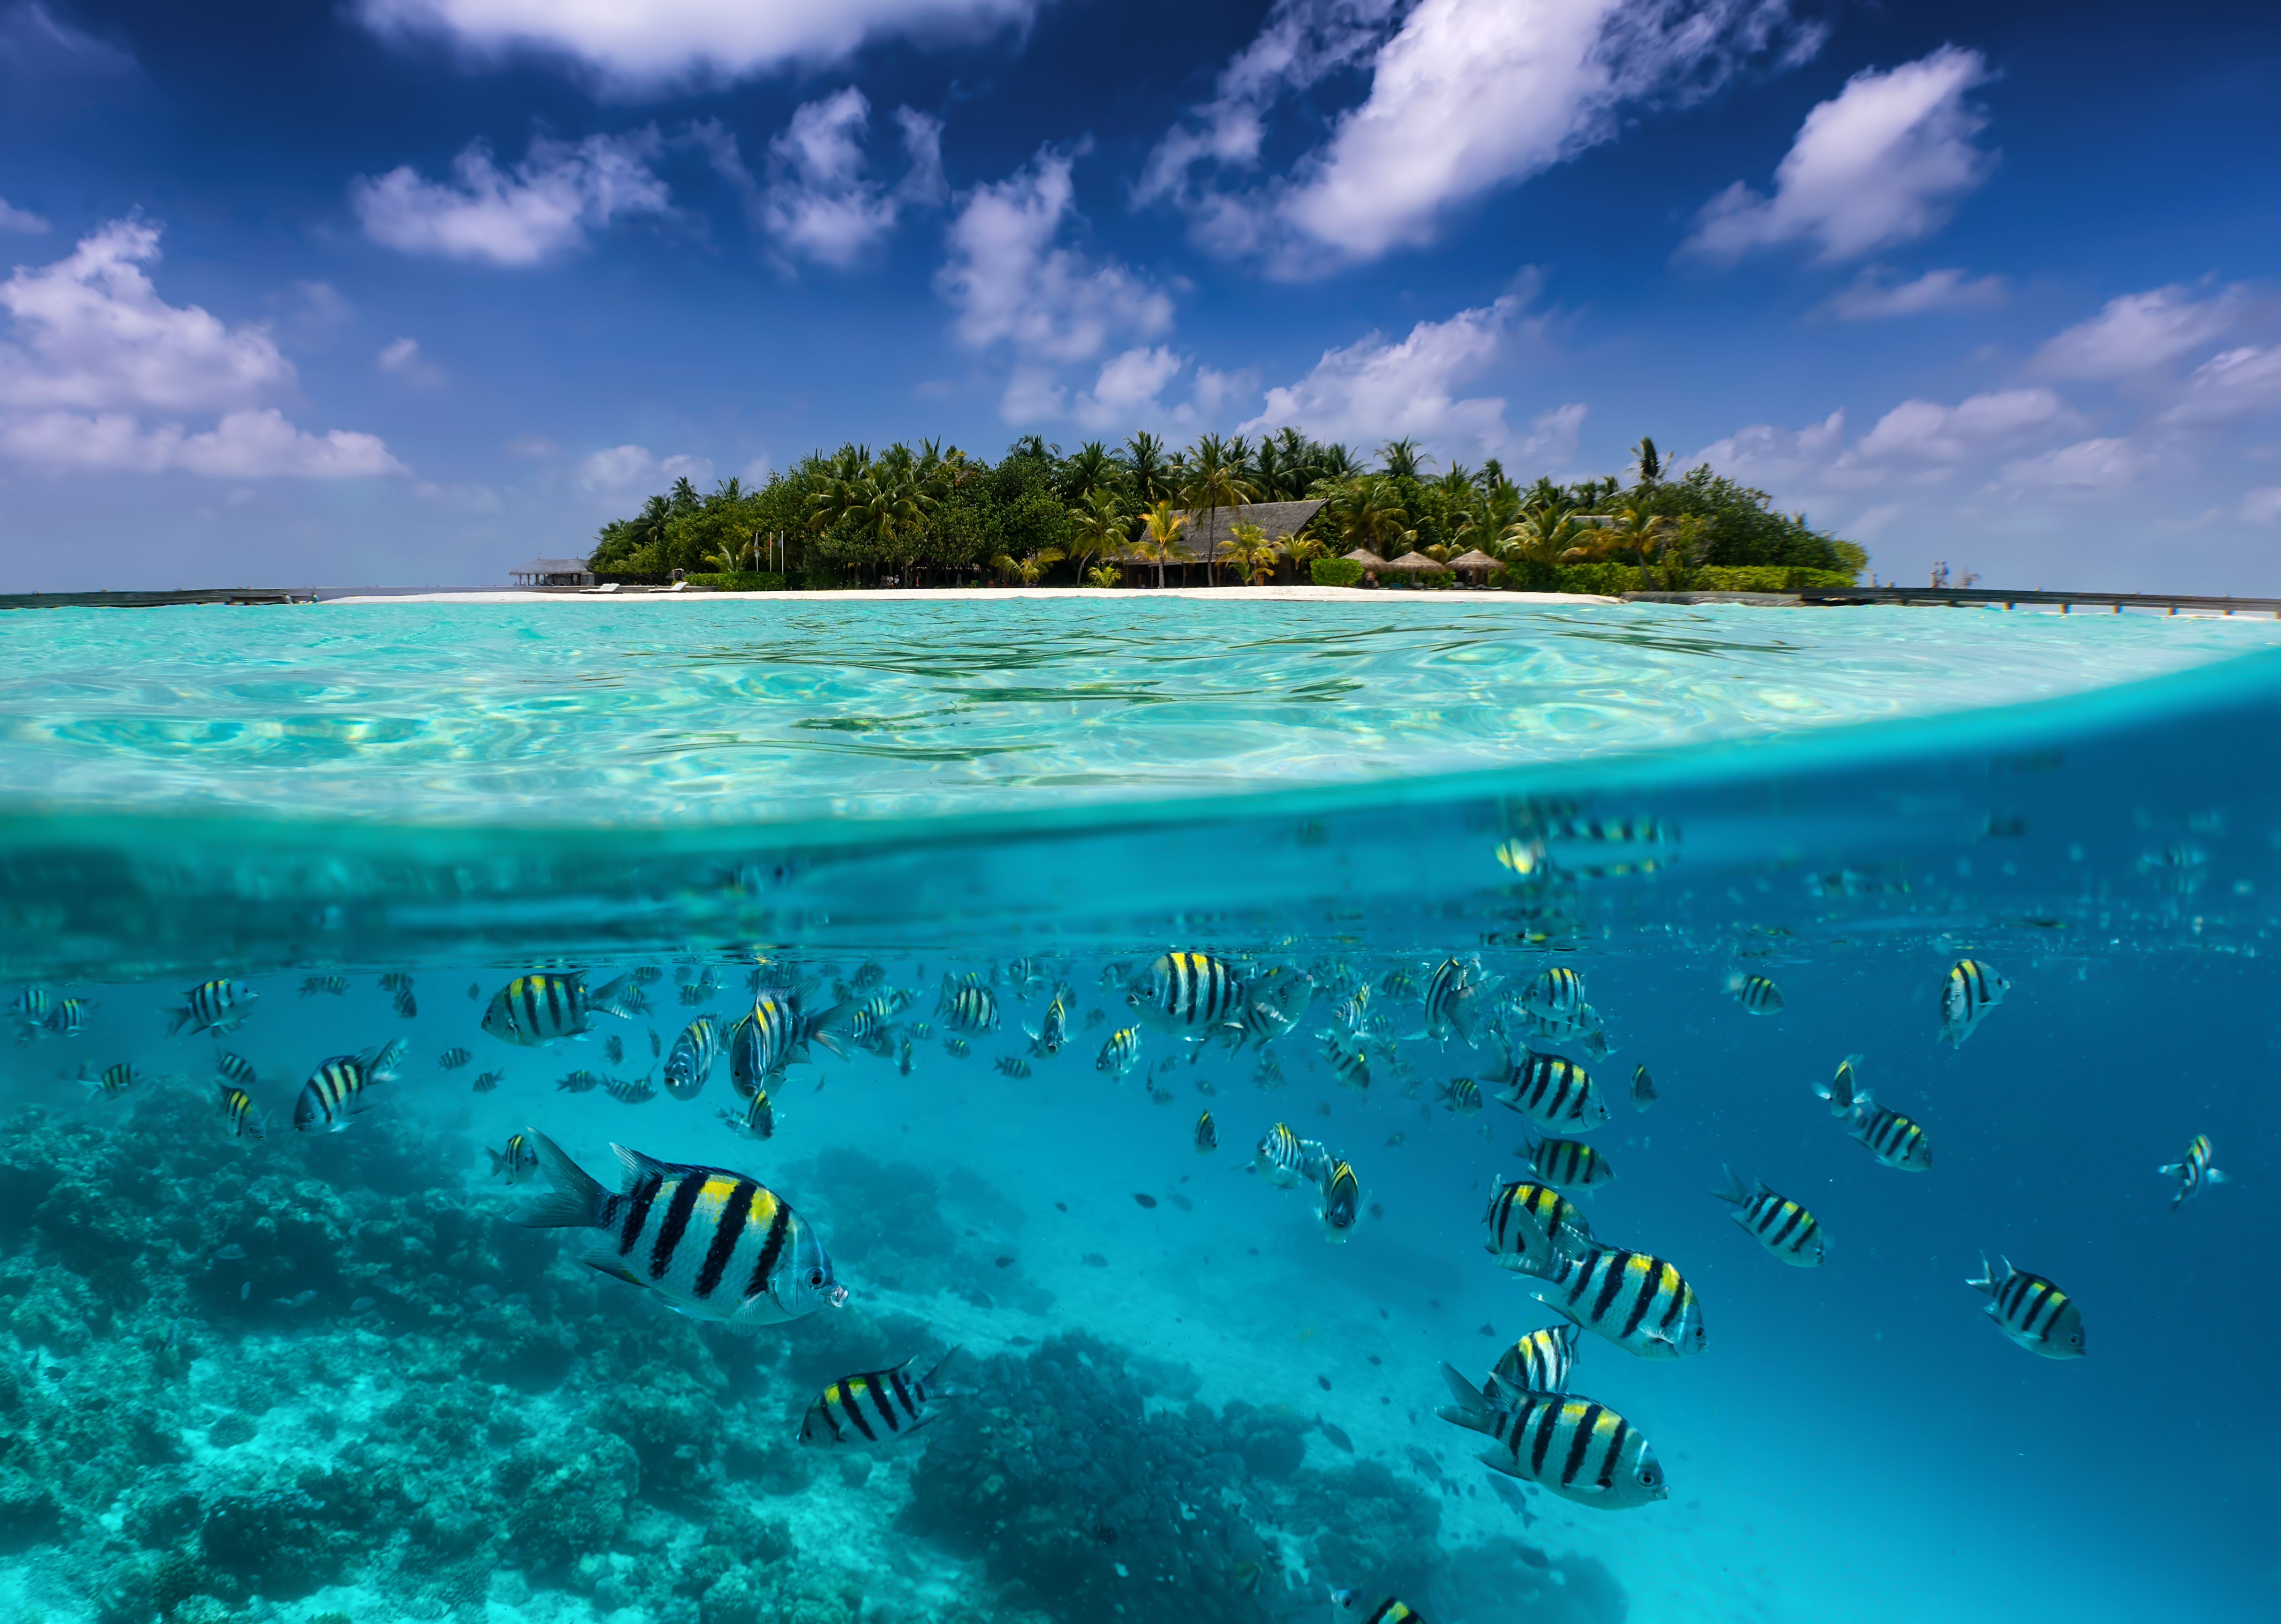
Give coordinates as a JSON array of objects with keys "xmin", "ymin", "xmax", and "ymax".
[
  {"xmin": 1638, "ymin": 1467, "xmax": 1659, "ymax": 1485},
  {"xmin": 806, "ymin": 1267, "xmax": 827, "ymax": 1289}
]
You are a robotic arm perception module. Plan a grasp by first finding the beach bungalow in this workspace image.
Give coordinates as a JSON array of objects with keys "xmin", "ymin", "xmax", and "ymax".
[
  {"xmin": 510, "ymin": 556, "xmax": 596, "ymax": 588},
  {"xmin": 1107, "ymin": 498, "xmax": 1329, "ymax": 584}
]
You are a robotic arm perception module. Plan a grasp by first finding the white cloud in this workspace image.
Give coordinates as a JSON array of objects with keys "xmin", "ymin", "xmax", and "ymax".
[
  {"xmin": 0, "ymin": 408, "xmax": 403, "ymax": 477},
  {"xmin": 2160, "ymin": 345, "xmax": 2281, "ymax": 428},
  {"xmin": 936, "ymin": 147, "xmax": 1174, "ymax": 419},
  {"xmin": 1683, "ymin": 409, "xmax": 1847, "ymax": 488},
  {"xmin": 2001, "ymin": 436, "xmax": 2154, "ymax": 491},
  {"xmin": 1855, "ymin": 388, "xmax": 2072, "ymax": 465},
  {"xmin": 1821, "ymin": 265, "xmax": 2005, "ymax": 320},
  {"xmin": 2241, "ymin": 486, "xmax": 2281, "ymax": 526},
  {"xmin": 1072, "ymin": 345, "xmax": 1185, "ymax": 430},
  {"xmin": 1238, "ymin": 290, "xmax": 1558, "ymax": 459},
  {"xmin": 0, "ymin": 219, "xmax": 403, "ymax": 479},
  {"xmin": 0, "ymin": 195, "xmax": 47, "ymax": 233},
  {"xmin": 352, "ymin": 130, "xmax": 671, "ymax": 267},
  {"xmin": 376, "ymin": 335, "xmax": 445, "ymax": 387},
  {"xmin": 577, "ymin": 444, "xmax": 712, "ymax": 494},
  {"xmin": 710, "ymin": 89, "xmax": 946, "ymax": 268},
  {"xmin": 354, "ymin": 0, "xmax": 1033, "ymax": 94},
  {"xmin": 2034, "ymin": 283, "xmax": 2250, "ymax": 379},
  {"xmin": 1685, "ymin": 389, "xmax": 2077, "ymax": 494},
  {"xmin": 1687, "ymin": 45, "xmax": 1994, "ymax": 263},
  {"xmin": 1144, "ymin": 0, "xmax": 1815, "ymax": 273}
]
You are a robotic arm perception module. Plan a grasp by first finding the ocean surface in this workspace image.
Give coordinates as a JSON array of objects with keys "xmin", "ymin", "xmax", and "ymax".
[{"xmin": 0, "ymin": 596, "xmax": 2274, "ymax": 1624}]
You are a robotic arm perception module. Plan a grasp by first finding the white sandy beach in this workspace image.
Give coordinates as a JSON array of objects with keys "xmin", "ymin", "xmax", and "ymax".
[{"xmin": 324, "ymin": 585, "xmax": 1624, "ymax": 605}]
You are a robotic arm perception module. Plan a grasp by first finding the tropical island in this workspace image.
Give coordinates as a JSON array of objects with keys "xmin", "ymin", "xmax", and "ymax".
[{"xmin": 581, "ymin": 431, "xmax": 1865, "ymax": 594}]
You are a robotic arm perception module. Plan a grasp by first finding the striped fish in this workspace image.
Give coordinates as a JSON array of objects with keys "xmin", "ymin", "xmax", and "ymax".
[
  {"xmin": 80, "ymin": 1061, "xmax": 138, "ymax": 1098},
  {"xmin": 471, "ymin": 1069, "xmax": 505, "ymax": 1094},
  {"xmin": 1967, "ymin": 1253, "xmax": 2085, "ymax": 1358},
  {"xmin": 1525, "ymin": 1136, "xmax": 1615, "ymax": 1191},
  {"xmin": 1322, "ymin": 1032, "xmax": 1371, "ymax": 1091},
  {"xmin": 558, "ymin": 1069, "xmax": 604, "ymax": 1093},
  {"xmin": 489, "ymin": 1133, "xmax": 539, "ymax": 1183},
  {"xmin": 2158, "ymin": 1134, "xmax": 2226, "ymax": 1211},
  {"xmin": 1025, "ymin": 984, "xmax": 1071, "ymax": 1058},
  {"xmin": 167, "ymin": 978, "xmax": 257, "ymax": 1039},
  {"xmin": 1711, "ymin": 1166, "xmax": 1823, "ymax": 1266},
  {"xmin": 943, "ymin": 1036, "xmax": 971, "ymax": 1060},
  {"xmin": 720, "ymin": 1088, "xmax": 776, "ymax": 1141},
  {"xmin": 799, "ymin": 1349, "xmax": 970, "ymax": 1448},
  {"xmin": 514, "ymin": 1132, "xmax": 845, "ymax": 1331},
  {"xmin": 292, "ymin": 1040, "xmax": 402, "ymax": 1132},
  {"xmin": 1490, "ymin": 1045, "xmax": 1610, "ymax": 1133},
  {"xmin": 1253, "ymin": 1122, "xmax": 1309, "ymax": 1188},
  {"xmin": 1483, "ymin": 1179, "xmax": 1597, "ymax": 1274},
  {"xmin": 299, "ymin": 976, "xmax": 347, "ymax": 996},
  {"xmin": 1728, "ymin": 973, "xmax": 1783, "ymax": 1014},
  {"xmin": 1518, "ymin": 998, "xmax": 1605, "ymax": 1049},
  {"xmin": 1939, "ymin": 959, "xmax": 2008, "ymax": 1047},
  {"xmin": 1253, "ymin": 1050, "xmax": 1284, "ymax": 1091},
  {"xmin": 1521, "ymin": 965, "xmax": 1587, "ymax": 1019},
  {"xmin": 1095, "ymin": 1026, "xmax": 1141, "ymax": 1079},
  {"xmin": 1332, "ymin": 1594, "xmax": 1423, "ymax": 1624},
  {"xmin": 664, "ymin": 1016, "xmax": 722, "ymax": 1100},
  {"xmin": 216, "ymin": 1084, "xmax": 265, "ymax": 1139},
  {"xmin": 437, "ymin": 1047, "xmax": 472, "ymax": 1071},
  {"xmin": 1515, "ymin": 1246, "xmax": 1707, "ymax": 1360},
  {"xmin": 1217, "ymin": 967, "xmax": 1314, "ymax": 1053},
  {"xmin": 481, "ymin": 971, "xmax": 639, "ymax": 1047},
  {"xmin": 1630, "ymin": 1065, "xmax": 1655, "ymax": 1113},
  {"xmin": 994, "ymin": 1054, "xmax": 1032, "ymax": 1079},
  {"xmin": 214, "ymin": 1052, "xmax": 258, "ymax": 1090},
  {"xmin": 730, "ymin": 985, "xmax": 844, "ymax": 1097},
  {"xmin": 1128, "ymin": 952, "xmax": 1245, "ymax": 1037},
  {"xmin": 1417, "ymin": 956, "xmax": 1498, "ymax": 1047},
  {"xmin": 1493, "ymin": 1321, "xmax": 1581, "ymax": 1393},
  {"xmin": 936, "ymin": 975, "xmax": 1000, "ymax": 1034},
  {"xmin": 7, "ymin": 987, "xmax": 52, "ymax": 1019},
  {"xmin": 1823, "ymin": 1054, "xmax": 1864, "ymax": 1116},
  {"xmin": 1439, "ymin": 1076, "xmax": 1483, "ymax": 1116},
  {"xmin": 1378, "ymin": 969, "xmax": 1420, "ymax": 1002},
  {"xmin": 1194, "ymin": 1110, "xmax": 1216, "ymax": 1153},
  {"xmin": 1319, "ymin": 1158, "xmax": 1360, "ymax": 1242},
  {"xmin": 603, "ymin": 1073, "xmax": 657, "ymax": 1104},
  {"xmin": 1435, "ymin": 1365, "xmax": 1668, "ymax": 1509},
  {"xmin": 1814, "ymin": 1079, "xmax": 1932, "ymax": 1171},
  {"xmin": 43, "ymin": 998, "xmax": 92, "ymax": 1038}
]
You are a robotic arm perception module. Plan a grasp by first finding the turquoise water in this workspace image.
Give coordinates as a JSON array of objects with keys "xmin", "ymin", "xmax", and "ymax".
[{"xmin": 0, "ymin": 598, "xmax": 2275, "ymax": 1624}]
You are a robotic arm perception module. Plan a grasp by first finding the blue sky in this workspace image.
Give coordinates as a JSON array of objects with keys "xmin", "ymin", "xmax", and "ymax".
[{"xmin": 0, "ymin": 0, "xmax": 2275, "ymax": 591}]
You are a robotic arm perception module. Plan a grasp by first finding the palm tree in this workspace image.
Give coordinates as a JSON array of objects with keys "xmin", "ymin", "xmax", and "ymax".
[
  {"xmin": 1138, "ymin": 500, "xmax": 1192, "ymax": 590},
  {"xmin": 1064, "ymin": 487, "xmax": 1132, "ymax": 585},
  {"xmin": 1498, "ymin": 509, "xmax": 1594, "ymax": 568},
  {"xmin": 1121, "ymin": 431, "xmax": 1174, "ymax": 505},
  {"xmin": 1062, "ymin": 440, "xmax": 1119, "ymax": 502},
  {"xmin": 1084, "ymin": 564, "xmax": 1123, "ymax": 588},
  {"xmin": 1278, "ymin": 527, "xmax": 1329, "ymax": 579},
  {"xmin": 1221, "ymin": 520, "xmax": 1276, "ymax": 585},
  {"xmin": 1180, "ymin": 433, "xmax": 1259, "ymax": 585},
  {"xmin": 1378, "ymin": 438, "xmax": 1429, "ymax": 482},
  {"xmin": 1313, "ymin": 442, "xmax": 1360, "ymax": 482},
  {"xmin": 1321, "ymin": 475, "xmax": 1411, "ymax": 556},
  {"xmin": 1629, "ymin": 436, "xmax": 1663, "ymax": 489}
]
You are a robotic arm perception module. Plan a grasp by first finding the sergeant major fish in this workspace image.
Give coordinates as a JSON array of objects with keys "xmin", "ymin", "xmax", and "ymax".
[
  {"xmin": 293, "ymin": 1040, "xmax": 404, "ymax": 1132},
  {"xmin": 1493, "ymin": 1320, "xmax": 1581, "ymax": 1394},
  {"xmin": 1318, "ymin": 1158, "xmax": 1360, "ymax": 1242},
  {"xmin": 1524, "ymin": 1136, "xmax": 1614, "ymax": 1191},
  {"xmin": 489, "ymin": 1133, "xmax": 539, "ymax": 1184},
  {"xmin": 1515, "ymin": 1246, "xmax": 1707, "ymax": 1360},
  {"xmin": 936, "ymin": 975, "xmax": 1000, "ymax": 1035},
  {"xmin": 1490, "ymin": 1045, "xmax": 1610, "ymax": 1133},
  {"xmin": 1194, "ymin": 1110, "xmax": 1216, "ymax": 1153},
  {"xmin": 471, "ymin": 1069, "xmax": 505, "ymax": 1094},
  {"xmin": 1728, "ymin": 973, "xmax": 1783, "ymax": 1014},
  {"xmin": 1128, "ymin": 952, "xmax": 1245, "ymax": 1038},
  {"xmin": 1253, "ymin": 1122, "xmax": 1309, "ymax": 1188},
  {"xmin": 513, "ymin": 1131, "xmax": 845, "ymax": 1332},
  {"xmin": 1438, "ymin": 1076, "xmax": 1483, "ymax": 1116},
  {"xmin": 1483, "ymin": 1178, "xmax": 1597, "ymax": 1274},
  {"xmin": 1967, "ymin": 1252, "xmax": 2085, "ymax": 1358},
  {"xmin": 1520, "ymin": 965, "xmax": 1587, "ymax": 1020},
  {"xmin": 1939, "ymin": 958, "xmax": 2009, "ymax": 1048},
  {"xmin": 1025, "ymin": 984, "xmax": 1071, "ymax": 1058},
  {"xmin": 1322, "ymin": 1032, "xmax": 1371, "ymax": 1092},
  {"xmin": 721, "ymin": 1088, "xmax": 776, "ymax": 1141},
  {"xmin": 1416, "ymin": 956, "xmax": 1500, "ymax": 1047},
  {"xmin": 2158, "ymin": 1134, "xmax": 2226, "ymax": 1211},
  {"xmin": 994, "ymin": 1054, "xmax": 1032, "ymax": 1079},
  {"xmin": 664, "ymin": 1016, "xmax": 723, "ymax": 1101},
  {"xmin": 482, "ymin": 971, "xmax": 642, "ymax": 1047},
  {"xmin": 1435, "ymin": 1364, "xmax": 1667, "ymax": 1509},
  {"xmin": 437, "ymin": 1047, "xmax": 472, "ymax": 1072},
  {"xmin": 1711, "ymin": 1166, "xmax": 1824, "ymax": 1266},
  {"xmin": 299, "ymin": 976, "xmax": 347, "ymax": 996},
  {"xmin": 1096, "ymin": 1026, "xmax": 1141, "ymax": 1079},
  {"xmin": 1630, "ymin": 1065, "xmax": 1655, "ymax": 1113},
  {"xmin": 603, "ymin": 1073, "xmax": 657, "ymax": 1104},
  {"xmin": 1814, "ymin": 1074, "xmax": 1932, "ymax": 1171},
  {"xmin": 168, "ymin": 979, "xmax": 257, "ymax": 1039},
  {"xmin": 216, "ymin": 1084, "xmax": 265, "ymax": 1140},
  {"xmin": 214, "ymin": 1052, "xmax": 258, "ymax": 1090},
  {"xmin": 1331, "ymin": 1592, "xmax": 1424, "ymax": 1624},
  {"xmin": 799, "ymin": 1349, "xmax": 972, "ymax": 1447}
]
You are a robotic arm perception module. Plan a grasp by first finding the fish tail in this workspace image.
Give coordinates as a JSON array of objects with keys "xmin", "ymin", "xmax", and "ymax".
[
  {"xmin": 165, "ymin": 1006, "xmax": 192, "ymax": 1038},
  {"xmin": 589, "ymin": 971, "xmax": 640, "ymax": 1018},
  {"xmin": 1435, "ymin": 1361, "xmax": 1491, "ymax": 1414},
  {"xmin": 514, "ymin": 1130, "xmax": 604, "ymax": 1229},
  {"xmin": 1964, "ymin": 1251, "xmax": 1996, "ymax": 1294},
  {"xmin": 1710, "ymin": 1164, "xmax": 1747, "ymax": 1206},
  {"xmin": 923, "ymin": 1345, "xmax": 975, "ymax": 1398}
]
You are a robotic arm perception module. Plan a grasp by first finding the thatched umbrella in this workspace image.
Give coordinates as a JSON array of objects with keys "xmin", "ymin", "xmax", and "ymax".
[
  {"xmin": 1448, "ymin": 549, "xmax": 1501, "ymax": 575},
  {"xmin": 1342, "ymin": 548, "xmax": 1391, "ymax": 569},
  {"xmin": 1384, "ymin": 551, "xmax": 1451, "ymax": 575}
]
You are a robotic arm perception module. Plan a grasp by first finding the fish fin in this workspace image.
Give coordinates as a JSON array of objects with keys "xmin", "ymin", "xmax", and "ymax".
[
  {"xmin": 165, "ymin": 1006, "xmax": 191, "ymax": 1038},
  {"xmin": 486, "ymin": 1148, "xmax": 506, "ymax": 1176},
  {"xmin": 1434, "ymin": 1402, "xmax": 1499, "ymax": 1438},
  {"xmin": 515, "ymin": 1130, "xmax": 605, "ymax": 1229},
  {"xmin": 1470, "ymin": 1445, "xmax": 1529, "ymax": 1478},
  {"xmin": 2205, "ymin": 1167, "xmax": 2228, "ymax": 1184},
  {"xmin": 610, "ymin": 1141, "xmax": 678, "ymax": 1188},
  {"xmin": 2155, "ymin": 1162, "xmax": 2181, "ymax": 1175},
  {"xmin": 1436, "ymin": 1361, "xmax": 1491, "ymax": 1413},
  {"xmin": 921, "ymin": 1345, "xmax": 969, "ymax": 1393},
  {"xmin": 1710, "ymin": 1164, "xmax": 1747, "ymax": 1206},
  {"xmin": 1567, "ymin": 1480, "xmax": 1608, "ymax": 1496},
  {"xmin": 577, "ymin": 1253, "xmax": 643, "ymax": 1288},
  {"xmin": 1964, "ymin": 1251, "xmax": 1996, "ymax": 1294},
  {"xmin": 1444, "ymin": 985, "xmax": 1488, "ymax": 1048}
]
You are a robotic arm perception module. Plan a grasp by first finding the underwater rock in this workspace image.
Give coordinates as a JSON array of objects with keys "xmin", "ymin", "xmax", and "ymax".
[{"xmin": 497, "ymin": 1426, "xmax": 642, "ymax": 1576}]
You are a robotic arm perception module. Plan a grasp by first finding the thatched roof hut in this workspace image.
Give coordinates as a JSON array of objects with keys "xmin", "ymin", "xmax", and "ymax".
[
  {"xmin": 1342, "ymin": 548, "xmax": 1391, "ymax": 568},
  {"xmin": 1448, "ymin": 549, "xmax": 1502, "ymax": 574},
  {"xmin": 1176, "ymin": 499, "xmax": 1327, "ymax": 560},
  {"xmin": 1384, "ymin": 550, "xmax": 1451, "ymax": 573}
]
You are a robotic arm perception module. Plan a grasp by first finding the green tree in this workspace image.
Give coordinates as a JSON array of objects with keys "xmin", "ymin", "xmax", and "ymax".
[{"xmin": 1180, "ymin": 432, "xmax": 1259, "ymax": 584}]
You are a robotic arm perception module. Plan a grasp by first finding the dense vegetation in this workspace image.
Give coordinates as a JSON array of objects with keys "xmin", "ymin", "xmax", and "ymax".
[{"xmin": 584, "ymin": 431, "xmax": 1865, "ymax": 591}]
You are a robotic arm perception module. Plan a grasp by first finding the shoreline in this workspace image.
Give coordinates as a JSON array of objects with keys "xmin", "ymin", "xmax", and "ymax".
[{"xmin": 322, "ymin": 585, "xmax": 1623, "ymax": 606}]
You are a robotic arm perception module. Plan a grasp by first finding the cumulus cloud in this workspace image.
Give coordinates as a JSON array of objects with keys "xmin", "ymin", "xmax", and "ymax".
[
  {"xmin": 2159, "ymin": 344, "xmax": 2281, "ymax": 428},
  {"xmin": 2000, "ymin": 436, "xmax": 2156, "ymax": 491},
  {"xmin": 352, "ymin": 130, "xmax": 671, "ymax": 267},
  {"xmin": 1820, "ymin": 265, "xmax": 2005, "ymax": 320},
  {"xmin": 1686, "ymin": 45, "xmax": 1994, "ymax": 263},
  {"xmin": 354, "ymin": 0, "xmax": 1033, "ymax": 94},
  {"xmin": 578, "ymin": 443, "xmax": 712, "ymax": 494},
  {"xmin": 377, "ymin": 336, "xmax": 445, "ymax": 387},
  {"xmin": 936, "ymin": 147, "xmax": 1174, "ymax": 419},
  {"xmin": 1854, "ymin": 387, "xmax": 2072, "ymax": 465},
  {"xmin": 1072, "ymin": 346, "xmax": 1186, "ymax": 430},
  {"xmin": 1237, "ymin": 289, "xmax": 1573, "ymax": 460},
  {"xmin": 0, "ymin": 219, "xmax": 403, "ymax": 478},
  {"xmin": 1143, "ymin": 0, "xmax": 1817, "ymax": 274},
  {"xmin": 2034, "ymin": 283, "xmax": 2251, "ymax": 379},
  {"xmin": 698, "ymin": 90, "xmax": 944, "ymax": 268},
  {"xmin": 1685, "ymin": 389, "xmax": 2077, "ymax": 493},
  {"xmin": 0, "ymin": 195, "xmax": 47, "ymax": 233}
]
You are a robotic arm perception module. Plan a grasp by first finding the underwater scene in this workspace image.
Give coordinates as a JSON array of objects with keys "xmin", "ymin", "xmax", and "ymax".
[{"xmin": 0, "ymin": 598, "xmax": 2275, "ymax": 1624}]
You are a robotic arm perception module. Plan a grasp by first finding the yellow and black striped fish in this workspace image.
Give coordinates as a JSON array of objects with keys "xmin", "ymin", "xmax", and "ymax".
[
  {"xmin": 489, "ymin": 1132, "xmax": 539, "ymax": 1183},
  {"xmin": 1492, "ymin": 1320, "xmax": 1580, "ymax": 1393},
  {"xmin": 1489, "ymin": 1045, "xmax": 1609, "ymax": 1132},
  {"xmin": 1332, "ymin": 1593, "xmax": 1424, "ymax": 1624},
  {"xmin": 1727, "ymin": 972, "xmax": 1783, "ymax": 1014},
  {"xmin": 1436, "ymin": 1365, "xmax": 1667, "ymax": 1509},
  {"xmin": 8, "ymin": 987, "xmax": 51, "ymax": 1020},
  {"xmin": 472, "ymin": 1069, "xmax": 505, "ymax": 1094},
  {"xmin": 214, "ymin": 1052, "xmax": 258, "ymax": 1090},
  {"xmin": 799, "ymin": 1348, "xmax": 971, "ymax": 1447},
  {"xmin": 603, "ymin": 1073, "xmax": 657, "ymax": 1104},
  {"xmin": 168, "ymin": 978, "xmax": 257, "ymax": 1039},
  {"xmin": 1417, "ymin": 956, "xmax": 1497, "ymax": 1047},
  {"xmin": 1438, "ymin": 1076, "xmax": 1483, "ymax": 1116},
  {"xmin": 1825, "ymin": 1053, "xmax": 1863, "ymax": 1114},
  {"xmin": 80, "ymin": 1061, "xmax": 138, "ymax": 1098},
  {"xmin": 1322, "ymin": 1032, "xmax": 1371, "ymax": 1091},
  {"xmin": 1516, "ymin": 1246, "xmax": 1707, "ymax": 1359},
  {"xmin": 293, "ymin": 1040, "xmax": 404, "ymax": 1132},
  {"xmin": 731, "ymin": 986, "xmax": 837, "ymax": 1096},
  {"xmin": 1967, "ymin": 1252, "xmax": 2085, "ymax": 1358},
  {"xmin": 1128, "ymin": 952, "xmax": 1245, "ymax": 1037},
  {"xmin": 936, "ymin": 975, "xmax": 1000, "ymax": 1034},
  {"xmin": 44, "ymin": 997, "xmax": 92, "ymax": 1038},
  {"xmin": 216, "ymin": 1083, "xmax": 264, "ymax": 1139},
  {"xmin": 1026, "ymin": 984, "xmax": 1071, "ymax": 1058},
  {"xmin": 1525, "ymin": 1136, "xmax": 1615, "ymax": 1191},
  {"xmin": 1711, "ymin": 1166, "xmax": 1823, "ymax": 1266},
  {"xmin": 1483, "ymin": 1178, "xmax": 1597, "ymax": 1274},
  {"xmin": 664, "ymin": 1015, "xmax": 723, "ymax": 1100},
  {"xmin": 942, "ymin": 1036, "xmax": 971, "ymax": 1060},
  {"xmin": 514, "ymin": 1131, "xmax": 845, "ymax": 1330},
  {"xmin": 1521, "ymin": 965, "xmax": 1587, "ymax": 1019},
  {"xmin": 482, "ymin": 971, "xmax": 639, "ymax": 1047},
  {"xmin": 1814, "ymin": 1079, "xmax": 1932, "ymax": 1171},
  {"xmin": 720, "ymin": 1087, "xmax": 776, "ymax": 1141},
  {"xmin": 995, "ymin": 1054, "xmax": 1032, "ymax": 1079},
  {"xmin": 2158, "ymin": 1134, "xmax": 2226, "ymax": 1211},
  {"xmin": 1630, "ymin": 1064, "xmax": 1655, "ymax": 1113},
  {"xmin": 1938, "ymin": 958, "xmax": 2008, "ymax": 1047},
  {"xmin": 438, "ymin": 1047, "xmax": 472, "ymax": 1071},
  {"xmin": 1194, "ymin": 1110, "xmax": 1216, "ymax": 1153},
  {"xmin": 1319, "ymin": 1158, "xmax": 1360, "ymax": 1242},
  {"xmin": 1253, "ymin": 1122, "xmax": 1308, "ymax": 1187},
  {"xmin": 299, "ymin": 976, "xmax": 348, "ymax": 996},
  {"xmin": 1095, "ymin": 1025, "xmax": 1141, "ymax": 1078}
]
